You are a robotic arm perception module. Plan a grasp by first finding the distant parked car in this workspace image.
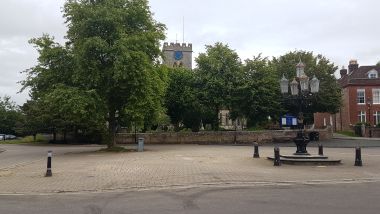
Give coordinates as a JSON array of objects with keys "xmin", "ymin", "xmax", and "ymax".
[
  {"xmin": 5, "ymin": 135, "xmax": 17, "ymax": 140},
  {"xmin": 0, "ymin": 134, "xmax": 17, "ymax": 140}
]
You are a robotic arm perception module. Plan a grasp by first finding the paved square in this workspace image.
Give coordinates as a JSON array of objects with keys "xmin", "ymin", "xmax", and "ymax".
[{"xmin": 1, "ymin": 144, "xmax": 380, "ymax": 194}]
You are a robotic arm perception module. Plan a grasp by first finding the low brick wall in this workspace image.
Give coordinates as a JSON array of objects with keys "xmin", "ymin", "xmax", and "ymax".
[
  {"xmin": 116, "ymin": 129, "xmax": 332, "ymax": 145},
  {"xmin": 365, "ymin": 127, "xmax": 380, "ymax": 138}
]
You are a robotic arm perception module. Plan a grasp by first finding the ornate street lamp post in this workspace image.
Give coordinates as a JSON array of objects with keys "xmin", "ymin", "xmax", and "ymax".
[{"xmin": 280, "ymin": 61, "xmax": 320, "ymax": 155}]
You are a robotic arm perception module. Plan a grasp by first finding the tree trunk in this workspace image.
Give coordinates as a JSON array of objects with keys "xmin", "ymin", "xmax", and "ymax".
[
  {"xmin": 213, "ymin": 107, "xmax": 220, "ymax": 131},
  {"xmin": 63, "ymin": 130, "xmax": 67, "ymax": 143},
  {"xmin": 74, "ymin": 127, "xmax": 78, "ymax": 144},
  {"xmin": 53, "ymin": 131, "xmax": 57, "ymax": 143},
  {"xmin": 33, "ymin": 133, "xmax": 36, "ymax": 142},
  {"xmin": 108, "ymin": 110, "xmax": 116, "ymax": 149}
]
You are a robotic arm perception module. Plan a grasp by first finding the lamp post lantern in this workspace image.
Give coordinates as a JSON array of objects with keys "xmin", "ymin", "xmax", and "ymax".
[
  {"xmin": 280, "ymin": 61, "xmax": 320, "ymax": 155},
  {"xmin": 280, "ymin": 75, "xmax": 289, "ymax": 94}
]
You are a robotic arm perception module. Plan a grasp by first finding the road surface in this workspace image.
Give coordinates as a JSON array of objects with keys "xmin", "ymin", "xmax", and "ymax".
[{"xmin": 0, "ymin": 182, "xmax": 379, "ymax": 214}]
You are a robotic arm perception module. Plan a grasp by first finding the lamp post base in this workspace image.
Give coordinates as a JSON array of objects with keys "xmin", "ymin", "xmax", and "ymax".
[{"xmin": 293, "ymin": 131, "xmax": 310, "ymax": 155}]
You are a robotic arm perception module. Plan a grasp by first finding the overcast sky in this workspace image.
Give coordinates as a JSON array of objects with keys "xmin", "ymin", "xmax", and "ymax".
[{"xmin": 1, "ymin": 0, "xmax": 380, "ymax": 104}]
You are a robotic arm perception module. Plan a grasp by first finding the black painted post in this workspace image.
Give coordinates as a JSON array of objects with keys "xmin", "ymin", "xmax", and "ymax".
[
  {"xmin": 253, "ymin": 142, "xmax": 260, "ymax": 158},
  {"xmin": 318, "ymin": 144, "xmax": 324, "ymax": 156},
  {"xmin": 45, "ymin": 151, "xmax": 52, "ymax": 177},
  {"xmin": 355, "ymin": 147, "xmax": 363, "ymax": 166},
  {"xmin": 274, "ymin": 147, "xmax": 281, "ymax": 166}
]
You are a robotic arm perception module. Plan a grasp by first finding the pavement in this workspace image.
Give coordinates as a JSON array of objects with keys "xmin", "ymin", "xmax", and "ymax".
[
  {"xmin": 0, "ymin": 144, "xmax": 103, "ymax": 170},
  {"xmin": 1, "ymin": 140, "xmax": 380, "ymax": 195},
  {"xmin": 333, "ymin": 133, "xmax": 380, "ymax": 141}
]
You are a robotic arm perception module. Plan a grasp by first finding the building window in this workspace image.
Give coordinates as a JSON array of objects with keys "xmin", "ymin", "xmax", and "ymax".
[
  {"xmin": 373, "ymin": 89, "xmax": 380, "ymax": 104},
  {"xmin": 374, "ymin": 111, "xmax": 380, "ymax": 125},
  {"xmin": 225, "ymin": 114, "xmax": 229, "ymax": 126},
  {"xmin": 368, "ymin": 70, "xmax": 378, "ymax": 79},
  {"xmin": 357, "ymin": 89, "xmax": 365, "ymax": 104},
  {"xmin": 358, "ymin": 111, "xmax": 366, "ymax": 123},
  {"xmin": 369, "ymin": 73, "xmax": 377, "ymax": 79}
]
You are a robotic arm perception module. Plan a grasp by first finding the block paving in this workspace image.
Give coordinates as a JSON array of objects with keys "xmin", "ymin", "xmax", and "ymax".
[{"xmin": 1, "ymin": 145, "xmax": 380, "ymax": 194}]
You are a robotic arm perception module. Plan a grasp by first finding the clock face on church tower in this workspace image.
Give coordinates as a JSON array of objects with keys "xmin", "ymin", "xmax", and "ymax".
[{"xmin": 174, "ymin": 51, "xmax": 183, "ymax": 60}]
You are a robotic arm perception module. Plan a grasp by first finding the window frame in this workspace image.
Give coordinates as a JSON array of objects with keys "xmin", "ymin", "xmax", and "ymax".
[
  {"xmin": 368, "ymin": 70, "xmax": 378, "ymax": 79},
  {"xmin": 374, "ymin": 111, "xmax": 380, "ymax": 125},
  {"xmin": 357, "ymin": 89, "xmax": 366, "ymax": 105},
  {"xmin": 373, "ymin": 89, "xmax": 380, "ymax": 104},
  {"xmin": 358, "ymin": 111, "xmax": 366, "ymax": 123}
]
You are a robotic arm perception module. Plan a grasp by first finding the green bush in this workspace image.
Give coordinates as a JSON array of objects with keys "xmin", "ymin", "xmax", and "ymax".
[
  {"xmin": 355, "ymin": 122, "xmax": 370, "ymax": 127},
  {"xmin": 179, "ymin": 128, "xmax": 192, "ymax": 133},
  {"xmin": 22, "ymin": 134, "xmax": 47, "ymax": 143},
  {"xmin": 1, "ymin": 134, "xmax": 48, "ymax": 144}
]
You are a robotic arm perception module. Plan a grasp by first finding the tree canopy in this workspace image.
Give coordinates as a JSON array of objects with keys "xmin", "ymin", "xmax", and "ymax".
[
  {"xmin": 165, "ymin": 68, "xmax": 203, "ymax": 131},
  {"xmin": 22, "ymin": 0, "xmax": 166, "ymax": 146},
  {"xmin": 166, "ymin": 43, "xmax": 284, "ymax": 130},
  {"xmin": 230, "ymin": 55, "xmax": 282, "ymax": 127},
  {"xmin": 195, "ymin": 42, "xmax": 242, "ymax": 129},
  {"xmin": 0, "ymin": 96, "xmax": 23, "ymax": 135}
]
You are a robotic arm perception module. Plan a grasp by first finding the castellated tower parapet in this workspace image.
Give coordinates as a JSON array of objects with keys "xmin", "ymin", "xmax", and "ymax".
[
  {"xmin": 162, "ymin": 42, "xmax": 193, "ymax": 69},
  {"xmin": 163, "ymin": 42, "xmax": 192, "ymax": 51}
]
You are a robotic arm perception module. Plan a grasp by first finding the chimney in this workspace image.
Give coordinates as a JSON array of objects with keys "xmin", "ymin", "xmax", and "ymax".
[
  {"xmin": 340, "ymin": 66, "xmax": 348, "ymax": 78},
  {"xmin": 348, "ymin": 59, "xmax": 359, "ymax": 73}
]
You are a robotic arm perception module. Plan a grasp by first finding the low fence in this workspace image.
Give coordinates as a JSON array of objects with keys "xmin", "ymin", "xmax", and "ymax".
[
  {"xmin": 366, "ymin": 127, "xmax": 380, "ymax": 138},
  {"xmin": 116, "ymin": 129, "xmax": 332, "ymax": 145}
]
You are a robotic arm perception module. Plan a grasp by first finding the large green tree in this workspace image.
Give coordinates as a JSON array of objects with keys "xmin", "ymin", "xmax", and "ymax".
[
  {"xmin": 195, "ymin": 42, "xmax": 243, "ymax": 130},
  {"xmin": 22, "ymin": 0, "xmax": 166, "ymax": 147},
  {"xmin": 21, "ymin": 35, "xmax": 80, "ymax": 141},
  {"xmin": 0, "ymin": 96, "xmax": 23, "ymax": 136},
  {"xmin": 21, "ymin": 100, "xmax": 52, "ymax": 141},
  {"xmin": 165, "ymin": 68, "xmax": 204, "ymax": 132},
  {"xmin": 271, "ymin": 51, "xmax": 342, "ymax": 124},
  {"xmin": 230, "ymin": 55, "xmax": 282, "ymax": 127}
]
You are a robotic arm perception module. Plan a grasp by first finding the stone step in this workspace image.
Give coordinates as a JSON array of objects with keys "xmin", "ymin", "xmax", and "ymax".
[
  {"xmin": 280, "ymin": 154, "xmax": 328, "ymax": 159},
  {"xmin": 267, "ymin": 156, "xmax": 342, "ymax": 165}
]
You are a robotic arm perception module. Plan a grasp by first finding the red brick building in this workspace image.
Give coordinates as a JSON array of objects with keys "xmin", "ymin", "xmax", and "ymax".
[{"xmin": 315, "ymin": 60, "xmax": 380, "ymax": 131}]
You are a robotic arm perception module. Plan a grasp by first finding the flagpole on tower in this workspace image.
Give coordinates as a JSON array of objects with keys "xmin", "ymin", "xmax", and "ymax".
[{"xmin": 182, "ymin": 16, "xmax": 185, "ymax": 43}]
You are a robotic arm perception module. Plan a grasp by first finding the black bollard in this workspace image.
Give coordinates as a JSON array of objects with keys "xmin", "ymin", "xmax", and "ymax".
[
  {"xmin": 253, "ymin": 142, "xmax": 260, "ymax": 158},
  {"xmin": 45, "ymin": 151, "xmax": 52, "ymax": 177},
  {"xmin": 274, "ymin": 147, "xmax": 281, "ymax": 166},
  {"xmin": 318, "ymin": 144, "xmax": 324, "ymax": 156},
  {"xmin": 355, "ymin": 147, "xmax": 363, "ymax": 166}
]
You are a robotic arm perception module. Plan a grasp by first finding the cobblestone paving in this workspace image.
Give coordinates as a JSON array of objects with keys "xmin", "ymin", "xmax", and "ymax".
[{"xmin": 1, "ymin": 145, "xmax": 380, "ymax": 194}]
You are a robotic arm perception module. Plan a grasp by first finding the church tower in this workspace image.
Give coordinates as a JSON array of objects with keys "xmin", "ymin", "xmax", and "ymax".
[{"xmin": 162, "ymin": 42, "xmax": 192, "ymax": 69}]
